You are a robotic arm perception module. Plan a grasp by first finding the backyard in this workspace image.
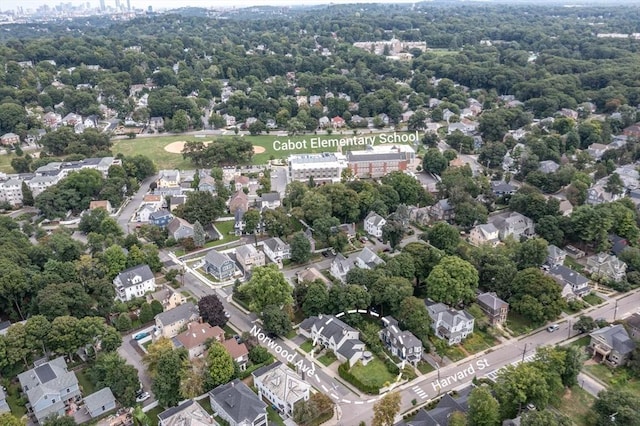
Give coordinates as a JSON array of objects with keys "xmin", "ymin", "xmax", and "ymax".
[
  {"xmin": 583, "ymin": 363, "xmax": 640, "ymax": 395},
  {"xmin": 506, "ymin": 311, "xmax": 536, "ymax": 336},
  {"xmin": 461, "ymin": 330, "xmax": 497, "ymax": 355},
  {"xmin": 553, "ymin": 387, "xmax": 596, "ymax": 426},
  {"xmin": 349, "ymin": 358, "xmax": 397, "ymax": 389}
]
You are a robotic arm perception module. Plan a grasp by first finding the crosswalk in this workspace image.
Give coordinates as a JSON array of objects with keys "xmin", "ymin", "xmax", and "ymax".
[
  {"xmin": 412, "ymin": 385, "xmax": 429, "ymax": 400},
  {"xmin": 484, "ymin": 354, "xmax": 536, "ymax": 382}
]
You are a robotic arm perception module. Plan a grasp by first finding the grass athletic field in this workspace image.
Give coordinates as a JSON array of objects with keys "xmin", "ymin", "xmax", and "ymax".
[{"xmin": 112, "ymin": 130, "xmax": 420, "ymax": 169}]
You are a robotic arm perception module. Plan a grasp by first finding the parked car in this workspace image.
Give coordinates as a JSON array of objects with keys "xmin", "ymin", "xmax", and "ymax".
[
  {"xmin": 547, "ymin": 324, "xmax": 559, "ymax": 333},
  {"xmin": 136, "ymin": 392, "xmax": 150, "ymax": 403},
  {"xmin": 224, "ymin": 311, "xmax": 231, "ymax": 318},
  {"xmin": 134, "ymin": 332, "xmax": 150, "ymax": 340}
]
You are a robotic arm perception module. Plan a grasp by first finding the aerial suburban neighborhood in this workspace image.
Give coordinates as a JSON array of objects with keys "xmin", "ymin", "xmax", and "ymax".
[{"xmin": 3, "ymin": 1, "xmax": 640, "ymax": 426}]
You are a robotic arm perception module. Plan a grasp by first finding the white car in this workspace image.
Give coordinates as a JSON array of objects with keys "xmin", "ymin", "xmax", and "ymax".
[{"xmin": 136, "ymin": 392, "xmax": 150, "ymax": 403}]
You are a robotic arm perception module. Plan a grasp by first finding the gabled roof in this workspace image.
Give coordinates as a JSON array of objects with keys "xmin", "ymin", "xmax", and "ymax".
[
  {"xmin": 155, "ymin": 302, "xmax": 198, "ymax": 326},
  {"xmin": 149, "ymin": 209, "xmax": 172, "ymax": 221},
  {"xmin": 83, "ymin": 387, "xmax": 115, "ymax": 414},
  {"xmin": 548, "ymin": 264, "xmax": 589, "ymax": 287},
  {"xmin": 477, "ymin": 292, "xmax": 508, "ymax": 311},
  {"xmin": 259, "ymin": 192, "xmax": 280, "ymax": 203},
  {"xmin": 252, "ymin": 361, "xmax": 309, "ymax": 405},
  {"xmin": 299, "ymin": 315, "xmax": 357, "ymax": 345},
  {"xmin": 547, "ymin": 244, "xmax": 566, "ymax": 259},
  {"xmin": 475, "ymin": 223, "xmax": 498, "ymax": 238},
  {"xmin": 205, "ymin": 250, "xmax": 234, "ymax": 267},
  {"xmin": 167, "ymin": 217, "xmax": 192, "ymax": 234},
  {"xmin": 356, "ymin": 247, "xmax": 385, "ymax": 268},
  {"xmin": 365, "ymin": 211, "xmax": 386, "ymax": 227},
  {"xmin": 263, "ymin": 237, "xmax": 289, "ymax": 253},
  {"xmin": 382, "ymin": 316, "xmax": 422, "ymax": 350},
  {"xmin": 591, "ymin": 324, "xmax": 636, "ymax": 355},
  {"xmin": 209, "ymin": 379, "xmax": 266, "ymax": 424},
  {"xmin": 235, "ymin": 244, "xmax": 260, "ymax": 259},
  {"xmin": 114, "ymin": 264, "xmax": 154, "ymax": 288},
  {"xmin": 176, "ymin": 323, "xmax": 224, "ymax": 350},
  {"xmin": 222, "ymin": 338, "xmax": 249, "ymax": 359}
]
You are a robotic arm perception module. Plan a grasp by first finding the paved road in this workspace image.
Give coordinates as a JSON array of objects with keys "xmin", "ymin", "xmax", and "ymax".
[
  {"xmin": 117, "ymin": 174, "xmax": 157, "ymax": 234},
  {"xmin": 117, "ymin": 331, "xmax": 155, "ymax": 407}
]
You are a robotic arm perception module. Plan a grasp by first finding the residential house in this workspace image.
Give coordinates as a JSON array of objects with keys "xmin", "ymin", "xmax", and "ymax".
[
  {"xmin": 222, "ymin": 339, "xmax": 249, "ymax": 371},
  {"xmin": 209, "ymin": 379, "xmax": 268, "ymax": 426},
  {"xmin": 426, "ymin": 301, "xmax": 475, "ymax": 346},
  {"xmin": 158, "ymin": 399, "xmax": 216, "ymax": 426},
  {"xmin": 624, "ymin": 313, "xmax": 640, "ymax": 340},
  {"xmin": 538, "ymin": 160, "xmax": 560, "ymax": 174},
  {"xmin": 558, "ymin": 199, "xmax": 574, "ymax": 216},
  {"xmin": 330, "ymin": 253, "xmax": 353, "ymax": 283},
  {"xmin": 149, "ymin": 210, "xmax": 173, "ymax": 227},
  {"xmin": 175, "ymin": 323, "xmax": 224, "ymax": 359},
  {"xmin": 18, "ymin": 357, "xmax": 82, "ymax": 424},
  {"xmin": 364, "ymin": 211, "xmax": 386, "ymax": 239},
  {"xmin": 547, "ymin": 265, "xmax": 591, "ymax": 299},
  {"xmin": 83, "ymin": 387, "xmax": 116, "ymax": 419},
  {"xmin": 330, "ymin": 248, "xmax": 385, "ymax": 283},
  {"xmin": 1, "ymin": 132, "xmax": 20, "ymax": 145},
  {"xmin": 154, "ymin": 302, "xmax": 199, "ymax": 339},
  {"xmin": 490, "ymin": 211, "xmax": 535, "ymax": 241},
  {"xmin": 203, "ymin": 250, "xmax": 237, "ymax": 281},
  {"xmin": 586, "ymin": 253, "xmax": 627, "ymax": 282},
  {"xmin": 198, "ymin": 175, "xmax": 217, "ymax": 193},
  {"xmin": 252, "ymin": 362, "xmax": 310, "ymax": 418},
  {"xmin": 169, "ymin": 195, "xmax": 187, "ymax": 212},
  {"xmin": 586, "ymin": 184, "xmax": 622, "ymax": 206},
  {"xmin": 408, "ymin": 206, "xmax": 431, "ymax": 226},
  {"xmin": 475, "ymin": 292, "xmax": 509, "ymax": 327},
  {"xmin": 167, "ymin": 217, "xmax": 194, "ymax": 241},
  {"xmin": 354, "ymin": 247, "xmax": 385, "ymax": 269},
  {"xmin": 0, "ymin": 387, "xmax": 9, "ymax": 413},
  {"xmin": 468, "ymin": 223, "xmax": 500, "ymax": 247},
  {"xmin": 610, "ymin": 234, "xmax": 629, "ymax": 257},
  {"xmin": 223, "ymin": 114, "xmax": 236, "ymax": 128},
  {"xmin": 296, "ymin": 267, "xmax": 331, "ymax": 286},
  {"xmin": 113, "ymin": 264, "xmax": 156, "ymax": 302},
  {"xmin": 331, "ymin": 116, "xmax": 346, "ymax": 128},
  {"xmin": 149, "ymin": 117, "xmax": 165, "ymax": 129},
  {"xmin": 380, "ymin": 317, "xmax": 423, "ymax": 366},
  {"xmin": 61, "ymin": 113, "xmax": 82, "ymax": 127},
  {"xmin": 331, "ymin": 223, "xmax": 357, "ymax": 242},
  {"xmin": 262, "ymin": 237, "xmax": 290, "ymax": 266},
  {"xmin": 256, "ymin": 192, "xmax": 281, "ymax": 210},
  {"xmin": 565, "ymin": 245, "xmax": 586, "ymax": 259},
  {"xmin": 147, "ymin": 287, "xmax": 186, "ymax": 311},
  {"xmin": 396, "ymin": 386, "xmax": 473, "ymax": 426},
  {"xmin": 430, "ymin": 199, "xmax": 455, "ymax": 222},
  {"xmin": 229, "ymin": 191, "xmax": 249, "ymax": 234},
  {"xmin": 299, "ymin": 314, "xmax": 365, "ymax": 367},
  {"xmin": 587, "ymin": 143, "xmax": 611, "ymax": 161},
  {"xmin": 547, "ymin": 245, "xmax": 567, "ymax": 267},
  {"xmin": 318, "ymin": 116, "xmax": 330, "ymax": 128},
  {"xmin": 137, "ymin": 204, "xmax": 158, "ymax": 223},
  {"xmin": 589, "ymin": 324, "xmax": 636, "ymax": 367},
  {"xmin": 89, "ymin": 200, "xmax": 114, "ymax": 214},
  {"xmin": 235, "ymin": 244, "xmax": 265, "ymax": 272},
  {"xmin": 158, "ymin": 170, "xmax": 180, "ymax": 187},
  {"xmin": 491, "ymin": 181, "xmax": 517, "ymax": 197}
]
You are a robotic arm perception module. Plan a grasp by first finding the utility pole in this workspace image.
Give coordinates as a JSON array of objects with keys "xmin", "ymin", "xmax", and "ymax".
[
  {"xmin": 522, "ymin": 343, "xmax": 528, "ymax": 362},
  {"xmin": 568, "ymin": 320, "xmax": 572, "ymax": 339},
  {"xmin": 614, "ymin": 299, "xmax": 619, "ymax": 321}
]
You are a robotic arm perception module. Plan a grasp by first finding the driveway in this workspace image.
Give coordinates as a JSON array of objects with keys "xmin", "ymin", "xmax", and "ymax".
[{"xmin": 117, "ymin": 332, "xmax": 154, "ymax": 406}]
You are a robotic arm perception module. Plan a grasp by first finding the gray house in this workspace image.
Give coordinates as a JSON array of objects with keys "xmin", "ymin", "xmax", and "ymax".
[
  {"xmin": 547, "ymin": 264, "xmax": 591, "ymax": 299},
  {"xmin": 18, "ymin": 357, "xmax": 82, "ymax": 424},
  {"xmin": 490, "ymin": 211, "xmax": 535, "ymax": 241},
  {"xmin": 299, "ymin": 314, "xmax": 365, "ymax": 367},
  {"xmin": 204, "ymin": 250, "xmax": 237, "ymax": 280},
  {"xmin": 589, "ymin": 324, "xmax": 636, "ymax": 367},
  {"xmin": 83, "ymin": 387, "xmax": 116, "ymax": 419},
  {"xmin": 380, "ymin": 316, "xmax": 423, "ymax": 366},
  {"xmin": 209, "ymin": 379, "xmax": 268, "ymax": 426},
  {"xmin": 158, "ymin": 399, "xmax": 214, "ymax": 426},
  {"xmin": 167, "ymin": 217, "xmax": 194, "ymax": 241},
  {"xmin": 426, "ymin": 301, "xmax": 475, "ymax": 346}
]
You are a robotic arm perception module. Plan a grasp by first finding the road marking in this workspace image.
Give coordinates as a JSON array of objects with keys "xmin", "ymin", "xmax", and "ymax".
[
  {"xmin": 331, "ymin": 393, "xmax": 340, "ymax": 399},
  {"xmin": 367, "ymin": 398, "xmax": 377, "ymax": 403},
  {"xmin": 342, "ymin": 399, "xmax": 351, "ymax": 404},
  {"xmin": 322, "ymin": 385, "xmax": 328, "ymax": 392},
  {"xmin": 411, "ymin": 385, "xmax": 428, "ymax": 400},
  {"xmin": 355, "ymin": 401, "xmax": 364, "ymax": 405}
]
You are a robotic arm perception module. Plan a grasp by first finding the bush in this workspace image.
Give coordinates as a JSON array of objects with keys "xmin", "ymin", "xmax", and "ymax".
[{"xmin": 338, "ymin": 362, "xmax": 380, "ymax": 394}]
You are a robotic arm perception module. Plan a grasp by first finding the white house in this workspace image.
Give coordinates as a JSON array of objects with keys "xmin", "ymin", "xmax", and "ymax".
[
  {"xmin": 299, "ymin": 314, "xmax": 365, "ymax": 367},
  {"xmin": 252, "ymin": 362, "xmax": 310, "ymax": 419},
  {"xmin": 262, "ymin": 237, "xmax": 290, "ymax": 266},
  {"xmin": 426, "ymin": 301, "xmax": 475, "ymax": 346},
  {"xmin": 112, "ymin": 264, "xmax": 156, "ymax": 302},
  {"xmin": 364, "ymin": 211, "xmax": 386, "ymax": 239}
]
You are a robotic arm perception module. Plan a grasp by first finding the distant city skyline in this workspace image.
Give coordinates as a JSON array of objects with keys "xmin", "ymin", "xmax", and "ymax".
[{"xmin": 2, "ymin": 0, "xmax": 416, "ymax": 13}]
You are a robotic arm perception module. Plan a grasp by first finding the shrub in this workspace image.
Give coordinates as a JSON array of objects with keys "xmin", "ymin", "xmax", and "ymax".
[{"xmin": 338, "ymin": 363, "xmax": 380, "ymax": 394}]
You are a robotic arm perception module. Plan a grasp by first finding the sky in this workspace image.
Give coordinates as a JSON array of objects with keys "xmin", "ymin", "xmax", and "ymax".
[{"xmin": 4, "ymin": 0, "xmax": 418, "ymax": 12}]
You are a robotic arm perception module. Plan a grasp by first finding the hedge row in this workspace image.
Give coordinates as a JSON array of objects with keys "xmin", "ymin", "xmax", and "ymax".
[{"xmin": 337, "ymin": 362, "xmax": 380, "ymax": 394}]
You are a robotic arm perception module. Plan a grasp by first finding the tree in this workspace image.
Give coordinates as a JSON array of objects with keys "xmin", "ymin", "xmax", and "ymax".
[
  {"xmin": 573, "ymin": 315, "xmax": 597, "ymax": 334},
  {"xmin": 290, "ymin": 232, "xmax": 312, "ymax": 264},
  {"xmin": 301, "ymin": 280, "xmax": 329, "ymax": 317},
  {"xmin": 407, "ymin": 110, "xmax": 427, "ymax": 131},
  {"xmin": 180, "ymin": 357, "xmax": 206, "ymax": 399},
  {"xmin": 370, "ymin": 276, "xmax": 414, "ymax": 316},
  {"xmin": 152, "ymin": 348, "xmax": 187, "ymax": 407},
  {"xmin": 0, "ymin": 414, "xmax": 23, "ymax": 426},
  {"xmin": 594, "ymin": 388, "xmax": 640, "ymax": 426},
  {"xmin": 207, "ymin": 341, "xmax": 235, "ymax": 387},
  {"xmin": 21, "ymin": 181, "xmax": 33, "ymax": 206},
  {"xmin": 48, "ymin": 316, "xmax": 82, "ymax": 358},
  {"xmin": 515, "ymin": 238, "xmax": 548, "ymax": 269},
  {"xmin": 605, "ymin": 172, "xmax": 624, "ymax": 196},
  {"xmin": 510, "ymin": 268, "xmax": 565, "ymax": 325},
  {"xmin": 397, "ymin": 296, "xmax": 431, "ymax": 345},
  {"xmin": 467, "ymin": 386, "xmax": 501, "ymax": 426},
  {"xmin": 101, "ymin": 245, "xmax": 127, "ymax": 279},
  {"xmin": 243, "ymin": 209, "xmax": 261, "ymax": 235},
  {"xmin": 448, "ymin": 412, "xmax": 467, "ymax": 426},
  {"xmin": 115, "ymin": 313, "xmax": 132, "ymax": 332},
  {"xmin": 175, "ymin": 191, "xmax": 226, "ymax": 225},
  {"xmin": 261, "ymin": 304, "xmax": 292, "ymax": 336},
  {"xmin": 193, "ymin": 221, "xmax": 206, "ymax": 247},
  {"xmin": 144, "ymin": 338, "xmax": 174, "ymax": 377},
  {"xmin": 89, "ymin": 352, "xmax": 139, "ymax": 407},
  {"xmin": 521, "ymin": 410, "xmax": 572, "ymax": 426},
  {"xmin": 422, "ymin": 149, "xmax": 448, "ymax": 176},
  {"xmin": 294, "ymin": 392, "xmax": 335, "ymax": 425},
  {"xmin": 495, "ymin": 363, "xmax": 552, "ymax": 419},
  {"xmin": 139, "ymin": 303, "xmax": 154, "ymax": 324},
  {"xmin": 249, "ymin": 346, "xmax": 272, "ymax": 364},
  {"xmin": 372, "ymin": 392, "xmax": 401, "ymax": 426},
  {"xmin": 198, "ymin": 295, "xmax": 228, "ymax": 327},
  {"xmin": 241, "ymin": 265, "xmax": 293, "ymax": 313},
  {"xmin": 382, "ymin": 219, "xmax": 405, "ymax": 249},
  {"xmin": 426, "ymin": 256, "xmax": 479, "ymax": 305},
  {"xmin": 426, "ymin": 222, "xmax": 460, "ymax": 254}
]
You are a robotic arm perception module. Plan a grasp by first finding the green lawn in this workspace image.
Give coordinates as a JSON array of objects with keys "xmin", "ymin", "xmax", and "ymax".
[
  {"xmin": 349, "ymin": 358, "xmax": 397, "ymax": 389},
  {"xmin": 145, "ymin": 405, "xmax": 165, "ymax": 426},
  {"xmin": 442, "ymin": 345, "xmax": 466, "ymax": 362},
  {"xmin": 112, "ymin": 131, "xmax": 419, "ymax": 169},
  {"xmin": 214, "ymin": 220, "xmax": 236, "ymax": 238},
  {"xmin": 300, "ymin": 340, "xmax": 315, "ymax": 353},
  {"xmin": 0, "ymin": 152, "xmax": 16, "ymax": 173},
  {"xmin": 583, "ymin": 293, "xmax": 604, "ymax": 306},
  {"xmin": 6, "ymin": 382, "xmax": 27, "ymax": 418},
  {"xmin": 461, "ymin": 331, "xmax": 497, "ymax": 354},
  {"xmin": 76, "ymin": 368, "xmax": 96, "ymax": 396},
  {"xmin": 266, "ymin": 405, "xmax": 286, "ymax": 426},
  {"xmin": 417, "ymin": 361, "xmax": 435, "ymax": 374},
  {"xmin": 554, "ymin": 387, "xmax": 596, "ymax": 426},
  {"xmin": 317, "ymin": 351, "xmax": 337, "ymax": 367},
  {"xmin": 564, "ymin": 256, "xmax": 585, "ymax": 273},
  {"xmin": 506, "ymin": 311, "xmax": 536, "ymax": 336},
  {"xmin": 583, "ymin": 364, "xmax": 640, "ymax": 395},
  {"xmin": 570, "ymin": 336, "xmax": 591, "ymax": 349}
]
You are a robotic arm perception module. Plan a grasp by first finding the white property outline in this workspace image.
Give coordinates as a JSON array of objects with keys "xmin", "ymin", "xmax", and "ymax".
[{"xmin": 309, "ymin": 309, "xmax": 407, "ymax": 405}]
